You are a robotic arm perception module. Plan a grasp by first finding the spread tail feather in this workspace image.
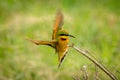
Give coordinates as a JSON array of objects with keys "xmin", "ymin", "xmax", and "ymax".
[{"xmin": 58, "ymin": 52, "xmax": 67, "ymax": 68}]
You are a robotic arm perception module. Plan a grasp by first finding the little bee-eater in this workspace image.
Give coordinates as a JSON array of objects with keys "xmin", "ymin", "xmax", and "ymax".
[{"xmin": 26, "ymin": 10, "xmax": 75, "ymax": 67}]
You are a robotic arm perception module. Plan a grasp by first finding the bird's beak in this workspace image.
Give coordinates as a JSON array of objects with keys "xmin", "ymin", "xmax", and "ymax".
[{"xmin": 68, "ymin": 34, "xmax": 75, "ymax": 38}]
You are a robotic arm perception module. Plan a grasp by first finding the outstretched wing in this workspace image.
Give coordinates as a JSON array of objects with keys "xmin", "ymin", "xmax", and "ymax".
[
  {"xmin": 26, "ymin": 37, "xmax": 56, "ymax": 48},
  {"xmin": 52, "ymin": 10, "xmax": 63, "ymax": 40}
]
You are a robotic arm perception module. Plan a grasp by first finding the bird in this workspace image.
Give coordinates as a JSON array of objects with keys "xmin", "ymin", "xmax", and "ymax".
[{"xmin": 26, "ymin": 10, "xmax": 75, "ymax": 68}]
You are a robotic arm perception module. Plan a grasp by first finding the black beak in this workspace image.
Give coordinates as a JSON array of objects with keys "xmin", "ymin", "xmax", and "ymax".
[{"xmin": 68, "ymin": 34, "xmax": 75, "ymax": 38}]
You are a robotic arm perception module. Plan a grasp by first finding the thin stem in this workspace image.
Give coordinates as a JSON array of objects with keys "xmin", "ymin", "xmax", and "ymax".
[
  {"xmin": 70, "ymin": 44, "xmax": 118, "ymax": 80},
  {"xmin": 93, "ymin": 65, "xmax": 99, "ymax": 80},
  {"xmin": 81, "ymin": 65, "xmax": 88, "ymax": 80}
]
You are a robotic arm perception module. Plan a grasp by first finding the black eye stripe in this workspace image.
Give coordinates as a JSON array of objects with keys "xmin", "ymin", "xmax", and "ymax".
[
  {"xmin": 59, "ymin": 34, "xmax": 69, "ymax": 36},
  {"xmin": 59, "ymin": 34, "xmax": 75, "ymax": 38}
]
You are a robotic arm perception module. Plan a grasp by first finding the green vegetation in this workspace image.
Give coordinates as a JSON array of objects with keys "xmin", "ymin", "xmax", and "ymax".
[{"xmin": 0, "ymin": 0, "xmax": 120, "ymax": 80}]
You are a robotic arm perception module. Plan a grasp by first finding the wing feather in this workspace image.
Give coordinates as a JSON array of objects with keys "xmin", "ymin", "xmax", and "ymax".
[
  {"xmin": 52, "ymin": 10, "xmax": 63, "ymax": 40},
  {"xmin": 26, "ymin": 37, "xmax": 56, "ymax": 48}
]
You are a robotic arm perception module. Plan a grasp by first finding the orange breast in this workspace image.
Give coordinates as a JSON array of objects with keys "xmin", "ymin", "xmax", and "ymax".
[{"xmin": 56, "ymin": 36, "xmax": 68, "ymax": 59}]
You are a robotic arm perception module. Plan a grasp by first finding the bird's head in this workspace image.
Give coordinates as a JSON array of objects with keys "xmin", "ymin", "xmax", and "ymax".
[{"xmin": 56, "ymin": 30, "xmax": 75, "ymax": 41}]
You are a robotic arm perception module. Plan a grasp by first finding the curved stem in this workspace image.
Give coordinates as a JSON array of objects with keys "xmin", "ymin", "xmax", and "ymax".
[{"xmin": 70, "ymin": 44, "xmax": 118, "ymax": 80}]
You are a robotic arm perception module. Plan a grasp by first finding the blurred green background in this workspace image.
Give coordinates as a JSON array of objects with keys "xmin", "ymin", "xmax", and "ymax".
[{"xmin": 0, "ymin": 0, "xmax": 120, "ymax": 80}]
